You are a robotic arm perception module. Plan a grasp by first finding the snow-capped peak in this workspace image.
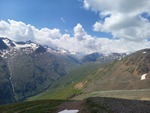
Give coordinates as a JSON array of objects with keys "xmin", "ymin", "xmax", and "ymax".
[{"xmin": 0, "ymin": 37, "xmax": 39, "ymax": 50}]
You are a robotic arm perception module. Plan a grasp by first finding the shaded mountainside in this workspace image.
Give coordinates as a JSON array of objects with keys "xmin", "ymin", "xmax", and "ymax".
[
  {"xmin": 0, "ymin": 57, "xmax": 15, "ymax": 104},
  {"xmin": 0, "ymin": 38, "xmax": 79, "ymax": 104}
]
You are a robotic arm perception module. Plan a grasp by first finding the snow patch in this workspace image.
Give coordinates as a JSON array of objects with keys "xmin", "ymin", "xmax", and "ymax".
[
  {"xmin": 141, "ymin": 73, "xmax": 147, "ymax": 80},
  {"xmin": 2, "ymin": 39, "xmax": 10, "ymax": 46},
  {"xmin": 0, "ymin": 50, "xmax": 9, "ymax": 57},
  {"xmin": 70, "ymin": 51, "xmax": 77, "ymax": 55},
  {"xmin": 58, "ymin": 109, "xmax": 79, "ymax": 113},
  {"xmin": 60, "ymin": 49, "xmax": 67, "ymax": 54},
  {"xmin": 119, "ymin": 58, "xmax": 122, "ymax": 60},
  {"xmin": 143, "ymin": 51, "xmax": 147, "ymax": 54},
  {"xmin": 14, "ymin": 42, "xmax": 38, "ymax": 50}
]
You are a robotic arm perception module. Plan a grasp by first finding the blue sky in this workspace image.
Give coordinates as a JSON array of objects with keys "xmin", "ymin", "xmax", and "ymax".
[
  {"xmin": 0, "ymin": 0, "xmax": 110, "ymax": 37},
  {"xmin": 0, "ymin": 0, "xmax": 150, "ymax": 54}
]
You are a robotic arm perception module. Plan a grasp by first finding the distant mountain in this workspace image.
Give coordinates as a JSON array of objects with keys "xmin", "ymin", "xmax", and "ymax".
[
  {"xmin": 81, "ymin": 52, "xmax": 127, "ymax": 63},
  {"xmin": 82, "ymin": 52, "xmax": 103, "ymax": 62},
  {"xmin": 0, "ymin": 37, "xmax": 79, "ymax": 104}
]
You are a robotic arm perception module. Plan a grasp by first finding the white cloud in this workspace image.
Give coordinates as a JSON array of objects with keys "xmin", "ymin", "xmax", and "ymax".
[
  {"xmin": 84, "ymin": 0, "xmax": 150, "ymax": 41},
  {"xmin": 0, "ymin": 20, "xmax": 35, "ymax": 42},
  {"xmin": 93, "ymin": 21, "xmax": 103, "ymax": 32},
  {"xmin": 0, "ymin": 19, "xmax": 150, "ymax": 55},
  {"xmin": 73, "ymin": 23, "xmax": 87, "ymax": 40}
]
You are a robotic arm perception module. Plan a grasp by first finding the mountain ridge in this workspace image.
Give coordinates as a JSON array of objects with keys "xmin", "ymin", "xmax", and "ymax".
[{"xmin": 0, "ymin": 37, "xmax": 132, "ymax": 104}]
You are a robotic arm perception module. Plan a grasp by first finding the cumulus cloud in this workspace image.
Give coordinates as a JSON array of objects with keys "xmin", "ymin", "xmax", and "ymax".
[
  {"xmin": 0, "ymin": 20, "xmax": 35, "ymax": 41},
  {"xmin": 74, "ymin": 23, "xmax": 87, "ymax": 40},
  {"xmin": 84, "ymin": 0, "xmax": 150, "ymax": 41},
  {"xmin": 0, "ymin": 19, "xmax": 150, "ymax": 55}
]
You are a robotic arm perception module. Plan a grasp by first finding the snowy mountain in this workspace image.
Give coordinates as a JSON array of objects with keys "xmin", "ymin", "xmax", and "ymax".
[
  {"xmin": 81, "ymin": 52, "xmax": 127, "ymax": 63},
  {"xmin": 0, "ymin": 37, "xmax": 80, "ymax": 104},
  {"xmin": 0, "ymin": 37, "xmax": 69, "ymax": 58}
]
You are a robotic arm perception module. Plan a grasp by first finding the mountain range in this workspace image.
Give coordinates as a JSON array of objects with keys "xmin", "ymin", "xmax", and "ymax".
[
  {"xmin": 0, "ymin": 37, "xmax": 149, "ymax": 113},
  {"xmin": 0, "ymin": 37, "xmax": 126, "ymax": 104}
]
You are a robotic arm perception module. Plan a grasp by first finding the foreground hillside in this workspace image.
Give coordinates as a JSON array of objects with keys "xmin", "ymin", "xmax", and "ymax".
[
  {"xmin": 0, "ymin": 97, "xmax": 150, "ymax": 113},
  {"xmin": 0, "ymin": 100, "xmax": 66, "ymax": 113}
]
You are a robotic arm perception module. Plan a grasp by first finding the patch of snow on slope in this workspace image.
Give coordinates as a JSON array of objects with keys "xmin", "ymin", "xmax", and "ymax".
[
  {"xmin": 70, "ymin": 51, "xmax": 77, "ymax": 55},
  {"xmin": 1, "ymin": 50, "xmax": 9, "ymax": 57},
  {"xmin": 14, "ymin": 42, "xmax": 38, "ymax": 50},
  {"xmin": 30, "ymin": 43, "xmax": 39, "ymax": 50},
  {"xmin": 58, "ymin": 109, "xmax": 79, "ymax": 113},
  {"xmin": 143, "ymin": 51, "xmax": 147, "ymax": 54},
  {"xmin": 2, "ymin": 39, "xmax": 11, "ymax": 46},
  {"xmin": 60, "ymin": 49, "xmax": 67, "ymax": 54},
  {"xmin": 141, "ymin": 73, "xmax": 147, "ymax": 80},
  {"xmin": 119, "ymin": 58, "xmax": 122, "ymax": 60}
]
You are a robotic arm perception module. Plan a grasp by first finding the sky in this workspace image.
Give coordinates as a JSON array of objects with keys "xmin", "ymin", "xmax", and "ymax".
[{"xmin": 0, "ymin": 0, "xmax": 150, "ymax": 54}]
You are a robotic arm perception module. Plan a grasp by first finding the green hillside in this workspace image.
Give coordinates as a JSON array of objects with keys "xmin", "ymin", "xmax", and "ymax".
[
  {"xmin": 0, "ymin": 100, "xmax": 66, "ymax": 113},
  {"xmin": 27, "ymin": 63, "xmax": 101, "ymax": 100}
]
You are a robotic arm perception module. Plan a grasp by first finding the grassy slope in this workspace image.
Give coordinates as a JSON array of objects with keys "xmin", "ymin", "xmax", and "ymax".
[
  {"xmin": 27, "ymin": 63, "xmax": 101, "ymax": 100},
  {"xmin": 0, "ymin": 100, "xmax": 66, "ymax": 113},
  {"xmin": 74, "ymin": 89, "xmax": 150, "ymax": 100}
]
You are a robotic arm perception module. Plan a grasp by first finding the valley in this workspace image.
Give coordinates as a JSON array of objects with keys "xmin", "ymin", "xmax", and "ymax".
[{"xmin": 0, "ymin": 38, "xmax": 150, "ymax": 113}]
